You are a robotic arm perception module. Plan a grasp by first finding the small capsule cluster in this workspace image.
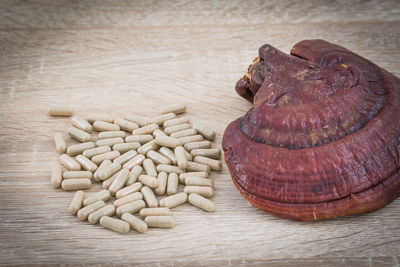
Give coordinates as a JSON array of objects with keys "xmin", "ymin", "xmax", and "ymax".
[{"xmin": 49, "ymin": 104, "xmax": 220, "ymax": 234}]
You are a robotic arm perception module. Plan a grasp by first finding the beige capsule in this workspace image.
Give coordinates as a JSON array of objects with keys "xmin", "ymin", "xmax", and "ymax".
[
  {"xmin": 88, "ymin": 204, "xmax": 115, "ymax": 224},
  {"xmin": 123, "ymin": 154, "xmax": 145, "ymax": 170},
  {"xmin": 166, "ymin": 173, "xmax": 179, "ymax": 196},
  {"xmin": 174, "ymin": 146, "xmax": 188, "ymax": 169},
  {"xmin": 170, "ymin": 128, "xmax": 197, "ymax": 138},
  {"xmin": 102, "ymin": 171, "xmax": 118, "ymax": 189},
  {"xmin": 93, "ymin": 159, "xmax": 112, "ymax": 181},
  {"xmin": 178, "ymin": 135, "xmax": 204, "ymax": 145},
  {"xmin": 48, "ymin": 106, "xmax": 73, "ymax": 117},
  {"xmin": 140, "ymin": 207, "xmax": 171, "ymax": 217},
  {"xmin": 185, "ymin": 176, "xmax": 214, "ymax": 187},
  {"xmin": 164, "ymin": 123, "xmax": 191, "ymax": 135},
  {"xmin": 137, "ymin": 140, "xmax": 159, "ymax": 155},
  {"xmin": 126, "ymin": 165, "xmax": 143, "ymax": 185},
  {"xmin": 184, "ymin": 141, "xmax": 211, "ymax": 151},
  {"xmin": 145, "ymin": 216, "xmax": 176, "ymax": 228},
  {"xmin": 159, "ymin": 147, "xmax": 177, "ymax": 165},
  {"xmin": 114, "ymin": 192, "xmax": 143, "ymax": 207},
  {"xmin": 141, "ymin": 186, "xmax": 158, "ymax": 208},
  {"xmin": 155, "ymin": 171, "xmax": 168, "ymax": 196},
  {"xmin": 83, "ymin": 190, "xmax": 111, "ymax": 206},
  {"xmin": 114, "ymin": 150, "xmax": 138, "ymax": 165},
  {"xmin": 190, "ymin": 148, "xmax": 221, "ymax": 159},
  {"xmin": 108, "ymin": 168, "xmax": 130, "ymax": 196},
  {"xmin": 68, "ymin": 127, "xmax": 92, "ymax": 142},
  {"xmin": 125, "ymin": 114, "xmax": 151, "ymax": 127},
  {"xmin": 63, "ymin": 171, "xmax": 92, "ymax": 179},
  {"xmin": 83, "ymin": 146, "xmax": 111, "ymax": 159},
  {"xmin": 92, "ymin": 151, "xmax": 120, "ymax": 165},
  {"xmin": 54, "ymin": 132, "xmax": 67, "ymax": 154},
  {"xmin": 69, "ymin": 190, "xmax": 85, "ymax": 215},
  {"xmin": 151, "ymin": 112, "xmax": 176, "ymax": 126},
  {"xmin": 113, "ymin": 142, "xmax": 140, "ymax": 153},
  {"xmin": 51, "ymin": 163, "xmax": 63, "ymax": 188},
  {"xmin": 138, "ymin": 174, "xmax": 159, "ymax": 188},
  {"xmin": 61, "ymin": 178, "xmax": 91, "ymax": 191},
  {"xmin": 72, "ymin": 116, "xmax": 93, "ymax": 133},
  {"xmin": 75, "ymin": 155, "xmax": 97, "ymax": 172},
  {"xmin": 152, "ymin": 129, "xmax": 167, "ymax": 138},
  {"xmin": 147, "ymin": 150, "xmax": 171, "ymax": 165},
  {"xmin": 59, "ymin": 154, "xmax": 81, "ymax": 171},
  {"xmin": 188, "ymin": 193, "xmax": 215, "ymax": 212},
  {"xmin": 132, "ymin": 123, "xmax": 159, "ymax": 135},
  {"xmin": 114, "ymin": 118, "xmax": 139, "ymax": 132},
  {"xmin": 100, "ymin": 216, "xmax": 130, "ymax": 234},
  {"xmin": 98, "ymin": 131, "xmax": 126, "ymax": 139},
  {"xmin": 116, "ymin": 182, "xmax": 143, "ymax": 199},
  {"xmin": 159, "ymin": 192, "xmax": 188, "ymax": 208},
  {"xmin": 87, "ymin": 113, "xmax": 114, "ymax": 123},
  {"xmin": 116, "ymin": 199, "xmax": 146, "ymax": 217},
  {"xmin": 193, "ymin": 124, "xmax": 216, "ymax": 141},
  {"xmin": 98, "ymin": 162, "xmax": 121, "ymax": 181},
  {"xmin": 155, "ymin": 136, "xmax": 181, "ymax": 148},
  {"xmin": 184, "ymin": 150, "xmax": 193, "ymax": 161},
  {"xmin": 125, "ymin": 134, "xmax": 154, "ymax": 144},
  {"xmin": 186, "ymin": 161, "xmax": 210, "ymax": 173},
  {"xmin": 179, "ymin": 172, "xmax": 209, "ymax": 183},
  {"xmin": 161, "ymin": 103, "xmax": 186, "ymax": 115},
  {"xmin": 96, "ymin": 137, "xmax": 124, "ymax": 147},
  {"xmin": 163, "ymin": 117, "xmax": 190, "ymax": 128},
  {"xmin": 194, "ymin": 156, "xmax": 222, "ymax": 171},
  {"xmin": 156, "ymin": 164, "xmax": 184, "ymax": 174},
  {"xmin": 142, "ymin": 159, "xmax": 157, "ymax": 177},
  {"xmin": 184, "ymin": 186, "xmax": 214, "ymax": 198},
  {"xmin": 67, "ymin": 142, "xmax": 95, "ymax": 157},
  {"xmin": 93, "ymin": 120, "xmax": 120, "ymax": 132},
  {"xmin": 121, "ymin": 213, "xmax": 147, "ymax": 233}
]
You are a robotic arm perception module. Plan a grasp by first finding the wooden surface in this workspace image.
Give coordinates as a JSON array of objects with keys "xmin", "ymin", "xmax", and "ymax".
[{"xmin": 1, "ymin": 0, "xmax": 400, "ymax": 265}]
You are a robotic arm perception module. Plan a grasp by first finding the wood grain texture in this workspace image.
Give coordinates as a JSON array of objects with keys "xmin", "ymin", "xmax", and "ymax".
[{"xmin": 0, "ymin": 0, "xmax": 400, "ymax": 265}]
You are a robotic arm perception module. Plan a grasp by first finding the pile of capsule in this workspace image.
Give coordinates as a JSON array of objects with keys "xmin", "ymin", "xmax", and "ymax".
[{"xmin": 49, "ymin": 104, "xmax": 221, "ymax": 234}]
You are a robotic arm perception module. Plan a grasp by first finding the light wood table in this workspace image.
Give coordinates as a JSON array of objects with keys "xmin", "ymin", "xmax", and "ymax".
[{"xmin": 1, "ymin": 1, "xmax": 399, "ymax": 265}]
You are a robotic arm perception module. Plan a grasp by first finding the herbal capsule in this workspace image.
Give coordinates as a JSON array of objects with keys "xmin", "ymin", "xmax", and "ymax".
[
  {"xmin": 152, "ymin": 129, "xmax": 167, "ymax": 138},
  {"xmin": 102, "ymin": 171, "xmax": 118, "ymax": 189},
  {"xmin": 164, "ymin": 123, "xmax": 191, "ymax": 135},
  {"xmin": 194, "ymin": 156, "xmax": 222, "ymax": 171},
  {"xmin": 132, "ymin": 123, "xmax": 159, "ymax": 135},
  {"xmin": 184, "ymin": 186, "xmax": 214, "ymax": 198},
  {"xmin": 137, "ymin": 140, "xmax": 159, "ymax": 155},
  {"xmin": 93, "ymin": 120, "xmax": 120, "ymax": 132},
  {"xmin": 61, "ymin": 178, "xmax": 91, "ymax": 191},
  {"xmin": 59, "ymin": 154, "xmax": 81, "ymax": 171},
  {"xmin": 188, "ymin": 193, "xmax": 215, "ymax": 212},
  {"xmin": 114, "ymin": 118, "xmax": 139, "ymax": 132},
  {"xmin": 186, "ymin": 161, "xmax": 210, "ymax": 173},
  {"xmin": 125, "ymin": 114, "xmax": 151, "ymax": 127},
  {"xmin": 83, "ymin": 190, "xmax": 111, "ymax": 206},
  {"xmin": 142, "ymin": 159, "xmax": 157, "ymax": 177},
  {"xmin": 83, "ymin": 146, "xmax": 111, "ymax": 159},
  {"xmin": 116, "ymin": 182, "xmax": 143, "ymax": 199},
  {"xmin": 125, "ymin": 134, "xmax": 154, "ymax": 144},
  {"xmin": 75, "ymin": 155, "xmax": 97, "ymax": 172},
  {"xmin": 163, "ymin": 117, "xmax": 190, "ymax": 128},
  {"xmin": 100, "ymin": 216, "xmax": 130, "ymax": 234},
  {"xmin": 114, "ymin": 192, "xmax": 143, "ymax": 207},
  {"xmin": 138, "ymin": 174, "xmax": 159, "ymax": 188},
  {"xmin": 93, "ymin": 160, "xmax": 112, "ymax": 181},
  {"xmin": 63, "ymin": 171, "xmax": 92, "ymax": 179},
  {"xmin": 54, "ymin": 132, "xmax": 67, "ymax": 153},
  {"xmin": 184, "ymin": 150, "xmax": 193, "ymax": 161},
  {"xmin": 92, "ymin": 151, "xmax": 120, "ymax": 165},
  {"xmin": 141, "ymin": 186, "xmax": 158, "ymax": 208},
  {"xmin": 145, "ymin": 216, "xmax": 175, "ymax": 228},
  {"xmin": 184, "ymin": 141, "xmax": 211, "ymax": 151},
  {"xmin": 178, "ymin": 135, "xmax": 203, "ymax": 145},
  {"xmin": 185, "ymin": 176, "xmax": 213, "ymax": 187},
  {"xmin": 48, "ymin": 106, "xmax": 73, "ymax": 117},
  {"xmin": 179, "ymin": 172, "xmax": 209, "ymax": 183},
  {"xmin": 156, "ymin": 164, "xmax": 183, "ymax": 174},
  {"xmin": 96, "ymin": 137, "xmax": 124, "ymax": 147},
  {"xmin": 140, "ymin": 207, "xmax": 171, "ymax": 217},
  {"xmin": 108, "ymin": 168, "xmax": 130, "ymax": 196},
  {"xmin": 114, "ymin": 150, "xmax": 138, "ymax": 165},
  {"xmin": 98, "ymin": 131, "xmax": 126, "ymax": 139},
  {"xmin": 159, "ymin": 147, "xmax": 177, "ymax": 165},
  {"xmin": 72, "ymin": 116, "xmax": 93, "ymax": 133},
  {"xmin": 193, "ymin": 124, "xmax": 216, "ymax": 141},
  {"xmin": 190, "ymin": 148, "xmax": 221, "ymax": 159},
  {"xmin": 123, "ymin": 154, "xmax": 145, "ymax": 170},
  {"xmin": 88, "ymin": 204, "xmax": 115, "ymax": 224},
  {"xmin": 171, "ymin": 128, "xmax": 197, "ymax": 138},
  {"xmin": 166, "ymin": 173, "xmax": 178, "ymax": 195},
  {"xmin": 68, "ymin": 127, "xmax": 91, "ymax": 142},
  {"xmin": 69, "ymin": 190, "xmax": 85, "ymax": 215},
  {"xmin": 51, "ymin": 163, "xmax": 63, "ymax": 188},
  {"xmin": 159, "ymin": 192, "xmax": 188, "ymax": 208},
  {"xmin": 98, "ymin": 162, "xmax": 121, "ymax": 181},
  {"xmin": 147, "ymin": 150, "xmax": 171, "ymax": 165},
  {"xmin": 126, "ymin": 165, "xmax": 143, "ymax": 185},
  {"xmin": 151, "ymin": 113, "xmax": 176, "ymax": 125},
  {"xmin": 155, "ymin": 136, "xmax": 181, "ymax": 148},
  {"xmin": 174, "ymin": 146, "xmax": 188, "ymax": 169},
  {"xmin": 155, "ymin": 172, "xmax": 168, "ymax": 196},
  {"xmin": 87, "ymin": 113, "xmax": 114, "ymax": 123},
  {"xmin": 161, "ymin": 103, "xmax": 186, "ymax": 115},
  {"xmin": 113, "ymin": 142, "xmax": 140, "ymax": 153},
  {"xmin": 121, "ymin": 213, "xmax": 148, "ymax": 233},
  {"xmin": 116, "ymin": 199, "xmax": 146, "ymax": 217},
  {"xmin": 67, "ymin": 142, "xmax": 95, "ymax": 156}
]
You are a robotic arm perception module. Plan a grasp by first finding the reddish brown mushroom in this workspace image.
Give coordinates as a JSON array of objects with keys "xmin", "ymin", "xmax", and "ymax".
[{"xmin": 222, "ymin": 39, "xmax": 400, "ymax": 221}]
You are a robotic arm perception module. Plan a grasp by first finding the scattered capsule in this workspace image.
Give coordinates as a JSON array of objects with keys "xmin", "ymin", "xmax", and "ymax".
[
  {"xmin": 125, "ymin": 114, "xmax": 151, "ymax": 127},
  {"xmin": 184, "ymin": 186, "xmax": 214, "ymax": 198},
  {"xmin": 61, "ymin": 178, "xmax": 91, "ymax": 191},
  {"xmin": 48, "ymin": 106, "xmax": 73, "ymax": 117},
  {"xmin": 166, "ymin": 173, "xmax": 179, "ymax": 196},
  {"xmin": 72, "ymin": 116, "xmax": 93, "ymax": 133},
  {"xmin": 123, "ymin": 154, "xmax": 145, "ymax": 170},
  {"xmin": 164, "ymin": 123, "xmax": 191, "ymax": 135},
  {"xmin": 113, "ymin": 192, "xmax": 143, "ymax": 207},
  {"xmin": 190, "ymin": 148, "xmax": 221, "ymax": 159},
  {"xmin": 87, "ymin": 113, "xmax": 114, "ymax": 123},
  {"xmin": 142, "ymin": 159, "xmax": 157, "ymax": 177},
  {"xmin": 178, "ymin": 135, "xmax": 204, "ymax": 145},
  {"xmin": 100, "ymin": 216, "xmax": 130, "ymax": 234},
  {"xmin": 121, "ymin": 213, "xmax": 148, "ymax": 233},
  {"xmin": 93, "ymin": 120, "xmax": 120, "ymax": 132},
  {"xmin": 185, "ymin": 176, "xmax": 214, "ymax": 187},
  {"xmin": 98, "ymin": 162, "xmax": 121, "ymax": 181},
  {"xmin": 114, "ymin": 150, "xmax": 138, "ymax": 165},
  {"xmin": 77, "ymin": 200, "xmax": 106, "ymax": 221},
  {"xmin": 159, "ymin": 147, "xmax": 177, "ymax": 165},
  {"xmin": 141, "ymin": 186, "xmax": 158, "ymax": 208},
  {"xmin": 186, "ymin": 161, "xmax": 210, "ymax": 173},
  {"xmin": 145, "ymin": 216, "xmax": 176, "ymax": 228},
  {"xmin": 75, "ymin": 155, "xmax": 97, "ymax": 172},
  {"xmin": 170, "ymin": 128, "xmax": 197, "ymax": 138},
  {"xmin": 68, "ymin": 126, "xmax": 91, "ymax": 142},
  {"xmin": 113, "ymin": 142, "xmax": 140, "ymax": 153},
  {"xmin": 83, "ymin": 190, "xmax": 111, "ymax": 206},
  {"xmin": 116, "ymin": 199, "xmax": 146, "ymax": 217},
  {"xmin": 69, "ymin": 190, "xmax": 85, "ymax": 215},
  {"xmin": 83, "ymin": 146, "xmax": 111, "ymax": 159},
  {"xmin": 188, "ymin": 193, "xmax": 215, "ymax": 212},
  {"xmin": 92, "ymin": 151, "xmax": 120, "ymax": 165},
  {"xmin": 193, "ymin": 124, "xmax": 216, "ymax": 141},
  {"xmin": 179, "ymin": 171, "xmax": 209, "ymax": 183},
  {"xmin": 126, "ymin": 165, "xmax": 143, "ymax": 185},
  {"xmin": 59, "ymin": 154, "xmax": 81, "ymax": 171},
  {"xmin": 140, "ymin": 207, "xmax": 171, "ymax": 217},
  {"xmin": 194, "ymin": 156, "xmax": 222, "ymax": 171},
  {"xmin": 161, "ymin": 104, "xmax": 186, "ymax": 115},
  {"xmin": 183, "ymin": 141, "xmax": 211, "ymax": 151},
  {"xmin": 151, "ymin": 112, "xmax": 176, "ymax": 125},
  {"xmin": 108, "ymin": 168, "xmax": 130, "ymax": 196},
  {"xmin": 138, "ymin": 174, "xmax": 159, "ymax": 188},
  {"xmin": 163, "ymin": 117, "xmax": 189, "ymax": 128},
  {"xmin": 152, "ymin": 129, "xmax": 167, "ymax": 138},
  {"xmin": 54, "ymin": 132, "xmax": 67, "ymax": 154},
  {"xmin": 116, "ymin": 182, "xmax": 143, "ymax": 199},
  {"xmin": 114, "ymin": 118, "xmax": 139, "ymax": 132},
  {"xmin": 67, "ymin": 142, "xmax": 95, "ymax": 157},
  {"xmin": 156, "ymin": 164, "xmax": 184, "ymax": 174},
  {"xmin": 147, "ymin": 150, "xmax": 171, "ymax": 165},
  {"xmin": 137, "ymin": 140, "xmax": 159, "ymax": 155},
  {"xmin": 62, "ymin": 171, "xmax": 92, "ymax": 179},
  {"xmin": 93, "ymin": 159, "xmax": 112, "ymax": 181},
  {"xmin": 159, "ymin": 192, "xmax": 188, "ymax": 208},
  {"xmin": 51, "ymin": 163, "xmax": 63, "ymax": 188},
  {"xmin": 88, "ymin": 204, "xmax": 115, "ymax": 224},
  {"xmin": 132, "ymin": 123, "xmax": 159, "ymax": 135},
  {"xmin": 155, "ymin": 172, "xmax": 168, "ymax": 196},
  {"xmin": 174, "ymin": 146, "xmax": 188, "ymax": 169},
  {"xmin": 155, "ymin": 136, "xmax": 181, "ymax": 148},
  {"xmin": 102, "ymin": 171, "xmax": 119, "ymax": 189},
  {"xmin": 96, "ymin": 137, "xmax": 124, "ymax": 147},
  {"xmin": 125, "ymin": 134, "xmax": 154, "ymax": 144},
  {"xmin": 98, "ymin": 131, "xmax": 126, "ymax": 139}
]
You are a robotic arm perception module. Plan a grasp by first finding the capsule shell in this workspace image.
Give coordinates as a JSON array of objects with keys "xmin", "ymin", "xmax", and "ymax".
[
  {"xmin": 54, "ymin": 132, "xmax": 67, "ymax": 153},
  {"xmin": 145, "ymin": 216, "xmax": 176, "ymax": 228},
  {"xmin": 152, "ymin": 129, "xmax": 167, "ymax": 138},
  {"xmin": 155, "ymin": 172, "xmax": 168, "ymax": 196},
  {"xmin": 186, "ymin": 161, "xmax": 210, "ymax": 173},
  {"xmin": 184, "ymin": 186, "xmax": 214, "ymax": 198},
  {"xmin": 183, "ymin": 141, "xmax": 211, "ymax": 151},
  {"xmin": 138, "ymin": 174, "xmax": 159, "ymax": 188},
  {"xmin": 167, "ymin": 173, "xmax": 178, "ymax": 196},
  {"xmin": 178, "ymin": 135, "xmax": 204, "ymax": 145},
  {"xmin": 77, "ymin": 200, "xmax": 105, "ymax": 221},
  {"xmin": 75, "ymin": 155, "xmax": 97, "ymax": 172},
  {"xmin": 51, "ymin": 163, "xmax": 63, "ymax": 188},
  {"xmin": 170, "ymin": 128, "xmax": 197, "ymax": 138},
  {"xmin": 151, "ymin": 112, "xmax": 176, "ymax": 125},
  {"xmin": 68, "ymin": 127, "xmax": 91, "ymax": 142},
  {"xmin": 48, "ymin": 106, "xmax": 73, "ymax": 117},
  {"xmin": 164, "ymin": 123, "xmax": 191, "ymax": 135},
  {"xmin": 125, "ymin": 134, "xmax": 154, "ymax": 144},
  {"xmin": 113, "ymin": 142, "xmax": 140, "ymax": 153},
  {"xmin": 132, "ymin": 124, "xmax": 159, "ymax": 135},
  {"xmin": 123, "ymin": 154, "xmax": 145, "ymax": 170},
  {"xmin": 159, "ymin": 192, "xmax": 188, "ymax": 208},
  {"xmin": 188, "ymin": 193, "xmax": 215, "ymax": 212},
  {"xmin": 116, "ymin": 199, "xmax": 146, "ymax": 217},
  {"xmin": 88, "ymin": 204, "xmax": 115, "ymax": 224},
  {"xmin": 125, "ymin": 114, "xmax": 151, "ymax": 127},
  {"xmin": 96, "ymin": 137, "xmax": 124, "ymax": 147},
  {"xmin": 93, "ymin": 120, "xmax": 120, "ymax": 132},
  {"xmin": 155, "ymin": 136, "xmax": 181, "ymax": 148},
  {"xmin": 121, "ymin": 213, "xmax": 148, "ymax": 233},
  {"xmin": 59, "ymin": 154, "xmax": 81, "ymax": 171},
  {"xmin": 142, "ymin": 159, "xmax": 157, "ymax": 177},
  {"xmin": 193, "ymin": 124, "xmax": 216, "ymax": 141},
  {"xmin": 141, "ymin": 186, "xmax": 158, "ymax": 208},
  {"xmin": 194, "ymin": 156, "xmax": 222, "ymax": 171},
  {"xmin": 61, "ymin": 178, "xmax": 92, "ymax": 191},
  {"xmin": 72, "ymin": 116, "xmax": 93, "ymax": 133},
  {"xmin": 83, "ymin": 190, "xmax": 111, "ymax": 206},
  {"xmin": 190, "ymin": 148, "xmax": 221, "ymax": 159},
  {"xmin": 113, "ymin": 150, "xmax": 138, "ymax": 165},
  {"xmin": 147, "ymin": 150, "xmax": 171, "ymax": 165},
  {"xmin": 158, "ymin": 147, "xmax": 177, "ymax": 165},
  {"xmin": 161, "ymin": 103, "xmax": 186, "ymax": 115},
  {"xmin": 140, "ymin": 207, "xmax": 171, "ymax": 217},
  {"xmin": 100, "ymin": 216, "xmax": 130, "ymax": 234},
  {"xmin": 185, "ymin": 176, "xmax": 214, "ymax": 187},
  {"xmin": 87, "ymin": 113, "xmax": 114, "ymax": 123},
  {"xmin": 156, "ymin": 164, "xmax": 184, "ymax": 174},
  {"xmin": 137, "ymin": 140, "xmax": 159, "ymax": 155},
  {"xmin": 98, "ymin": 162, "xmax": 121, "ymax": 181},
  {"xmin": 174, "ymin": 146, "xmax": 188, "ymax": 169},
  {"xmin": 92, "ymin": 151, "xmax": 120, "ymax": 165},
  {"xmin": 67, "ymin": 142, "xmax": 96, "ymax": 157},
  {"xmin": 108, "ymin": 168, "xmax": 130, "ymax": 196},
  {"xmin": 114, "ymin": 118, "xmax": 139, "ymax": 132},
  {"xmin": 98, "ymin": 131, "xmax": 126, "ymax": 139},
  {"xmin": 179, "ymin": 172, "xmax": 209, "ymax": 183},
  {"xmin": 163, "ymin": 116, "xmax": 189, "ymax": 128},
  {"xmin": 113, "ymin": 192, "xmax": 143, "ymax": 207},
  {"xmin": 83, "ymin": 146, "xmax": 111, "ymax": 159},
  {"xmin": 63, "ymin": 171, "xmax": 92, "ymax": 179},
  {"xmin": 69, "ymin": 190, "xmax": 85, "ymax": 215},
  {"xmin": 126, "ymin": 165, "xmax": 143, "ymax": 185},
  {"xmin": 93, "ymin": 160, "xmax": 112, "ymax": 181},
  {"xmin": 102, "ymin": 172, "xmax": 118, "ymax": 189},
  {"xmin": 116, "ymin": 182, "xmax": 143, "ymax": 199}
]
